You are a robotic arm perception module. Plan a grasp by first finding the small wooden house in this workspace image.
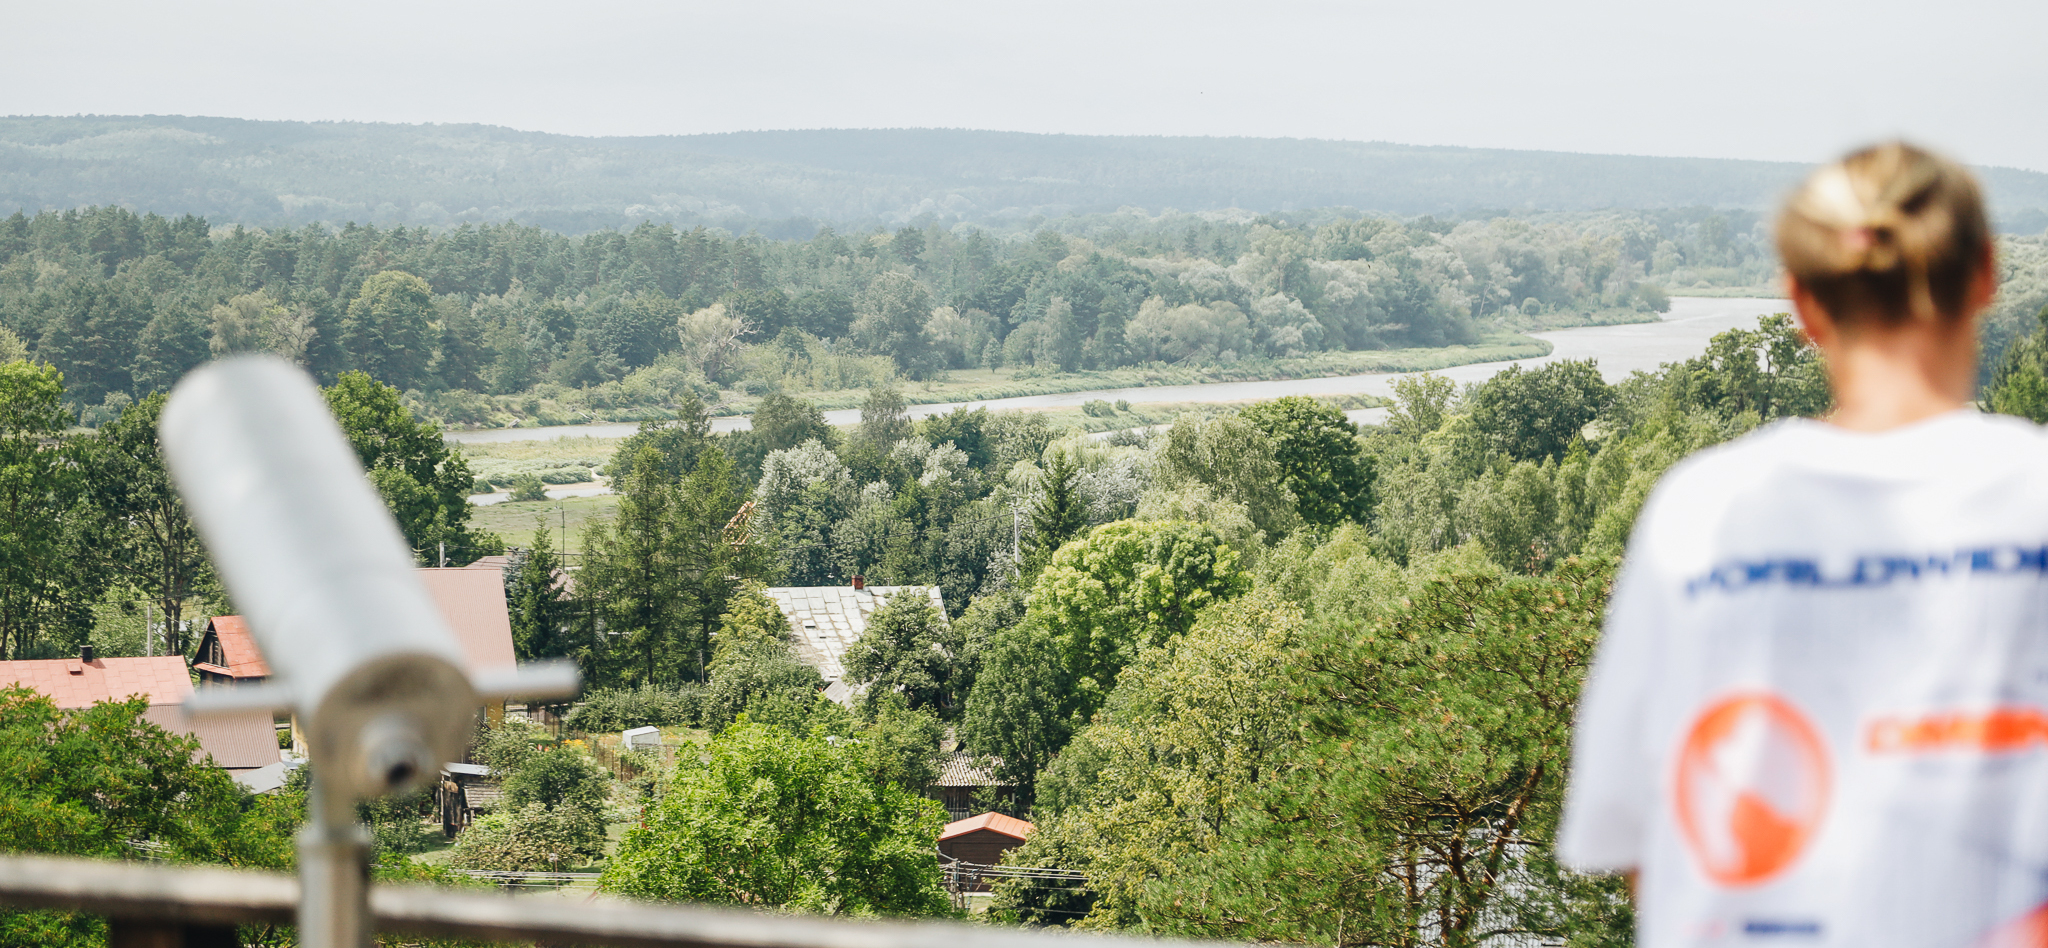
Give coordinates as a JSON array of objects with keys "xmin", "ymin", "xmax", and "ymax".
[
  {"xmin": 927, "ymin": 751, "xmax": 1013, "ymax": 820},
  {"xmin": 193, "ymin": 616, "xmax": 270, "ymax": 687},
  {"xmin": 211, "ymin": 565, "xmax": 523, "ymax": 755},
  {"xmin": 937, "ymin": 812, "xmax": 1035, "ymax": 891}
]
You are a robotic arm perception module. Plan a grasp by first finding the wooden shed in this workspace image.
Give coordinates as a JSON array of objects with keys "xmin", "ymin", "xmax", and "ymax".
[
  {"xmin": 438, "ymin": 762, "xmax": 502, "ymax": 837},
  {"xmin": 937, "ymin": 812, "xmax": 1034, "ymax": 891}
]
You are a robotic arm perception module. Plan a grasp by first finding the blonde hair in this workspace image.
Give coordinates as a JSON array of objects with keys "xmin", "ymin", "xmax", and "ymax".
[{"xmin": 1775, "ymin": 141, "xmax": 1991, "ymax": 326}]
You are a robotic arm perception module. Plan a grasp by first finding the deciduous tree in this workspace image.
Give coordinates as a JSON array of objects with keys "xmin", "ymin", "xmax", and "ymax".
[{"xmin": 600, "ymin": 721, "xmax": 953, "ymax": 917}]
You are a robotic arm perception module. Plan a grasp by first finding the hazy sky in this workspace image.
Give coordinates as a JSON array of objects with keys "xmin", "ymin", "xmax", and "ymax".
[{"xmin": 8, "ymin": 0, "xmax": 2044, "ymax": 170}]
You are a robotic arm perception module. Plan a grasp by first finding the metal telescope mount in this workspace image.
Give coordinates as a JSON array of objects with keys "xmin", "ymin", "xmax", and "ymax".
[{"xmin": 161, "ymin": 356, "xmax": 579, "ymax": 948}]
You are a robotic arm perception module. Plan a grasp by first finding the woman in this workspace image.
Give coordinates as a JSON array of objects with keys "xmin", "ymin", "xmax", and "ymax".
[{"xmin": 1560, "ymin": 142, "xmax": 2048, "ymax": 947}]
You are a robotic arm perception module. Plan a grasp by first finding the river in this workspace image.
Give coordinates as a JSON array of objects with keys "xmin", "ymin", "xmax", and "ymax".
[{"xmin": 447, "ymin": 296, "xmax": 1790, "ymax": 446}]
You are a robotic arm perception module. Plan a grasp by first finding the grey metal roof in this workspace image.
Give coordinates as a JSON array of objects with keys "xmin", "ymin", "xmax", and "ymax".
[
  {"xmin": 764, "ymin": 585, "xmax": 947, "ymax": 705},
  {"xmin": 934, "ymin": 750, "xmax": 1006, "ymax": 788}
]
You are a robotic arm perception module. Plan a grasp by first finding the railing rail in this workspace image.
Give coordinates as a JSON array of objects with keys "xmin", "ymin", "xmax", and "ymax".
[
  {"xmin": 448, "ymin": 868, "xmax": 602, "ymax": 889},
  {"xmin": 0, "ymin": 854, "xmax": 1199, "ymax": 948}
]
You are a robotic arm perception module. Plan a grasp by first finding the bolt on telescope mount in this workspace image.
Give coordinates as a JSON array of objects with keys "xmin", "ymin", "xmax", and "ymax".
[{"xmin": 162, "ymin": 356, "xmax": 579, "ymax": 948}]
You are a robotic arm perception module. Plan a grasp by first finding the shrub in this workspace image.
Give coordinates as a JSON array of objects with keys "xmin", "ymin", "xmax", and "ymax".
[
  {"xmin": 505, "ymin": 745, "xmax": 609, "ymax": 813},
  {"xmin": 509, "ymin": 474, "xmax": 548, "ymax": 502},
  {"xmin": 600, "ymin": 721, "xmax": 952, "ymax": 916},
  {"xmin": 447, "ymin": 802, "xmax": 606, "ymax": 871},
  {"xmin": 564, "ymin": 683, "xmax": 705, "ymax": 732},
  {"xmin": 474, "ymin": 715, "xmax": 551, "ymax": 775}
]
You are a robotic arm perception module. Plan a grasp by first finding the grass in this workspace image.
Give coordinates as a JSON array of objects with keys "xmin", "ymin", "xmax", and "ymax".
[
  {"xmin": 470, "ymin": 493, "xmax": 623, "ymax": 551},
  {"xmin": 430, "ymin": 335, "xmax": 1552, "ymax": 433},
  {"xmin": 458, "ymin": 436, "xmax": 625, "ymax": 491},
  {"xmin": 1660, "ymin": 285, "xmax": 1785, "ymax": 299}
]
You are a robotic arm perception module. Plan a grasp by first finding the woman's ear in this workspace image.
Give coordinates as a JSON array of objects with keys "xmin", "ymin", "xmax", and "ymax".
[
  {"xmin": 1788, "ymin": 275, "xmax": 1835, "ymax": 351},
  {"xmin": 1968, "ymin": 243, "xmax": 1998, "ymax": 316}
]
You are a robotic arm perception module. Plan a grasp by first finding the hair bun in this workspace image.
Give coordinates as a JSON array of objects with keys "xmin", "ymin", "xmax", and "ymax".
[{"xmin": 1776, "ymin": 141, "xmax": 1989, "ymax": 326}]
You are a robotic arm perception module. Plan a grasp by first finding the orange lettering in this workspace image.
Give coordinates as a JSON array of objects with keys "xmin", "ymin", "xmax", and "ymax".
[{"xmin": 1865, "ymin": 707, "xmax": 2048, "ymax": 754}]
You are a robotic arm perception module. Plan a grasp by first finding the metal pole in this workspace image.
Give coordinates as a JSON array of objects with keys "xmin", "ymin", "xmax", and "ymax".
[
  {"xmin": 143, "ymin": 600, "xmax": 152, "ymax": 658},
  {"xmin": 298, "ymin": 774, "xmax": 371, "ymax": 948}
]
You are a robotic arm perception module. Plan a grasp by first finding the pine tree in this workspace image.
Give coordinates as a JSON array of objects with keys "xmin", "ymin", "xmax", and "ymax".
[
  {"xmin": 1029, "ymin": 448, "xmax": 1086, "ymax": 572},
  {"xmin": 506, "ymin": 516, "xmax": 568, "ymax": 662}
]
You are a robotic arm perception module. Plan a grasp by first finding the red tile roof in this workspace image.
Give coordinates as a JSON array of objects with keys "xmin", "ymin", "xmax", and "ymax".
[
  {"xmin": 0, "ymin": 656, "xmax": 279, "ymax": 770},
  {"xmin": 418, "ymin": 567, "xmax": 516, "ymax": 672},
  {"xmin": 940, "ymin": 812, "xmax": 1035, "ymax": 842},
  {"xmin": 202, "ymin": 616, "xmax": 270, "ymax": 679}
]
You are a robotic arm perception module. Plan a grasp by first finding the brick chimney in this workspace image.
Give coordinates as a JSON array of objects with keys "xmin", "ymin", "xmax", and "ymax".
[{"xmin": 851, "ymin": 574, "xmax": 866, "ymax": 591}]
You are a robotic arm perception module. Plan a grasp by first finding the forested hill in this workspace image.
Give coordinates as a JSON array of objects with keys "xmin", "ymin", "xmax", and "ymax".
[{"xmin": 10, "ymin": 116, "xmax": 2048, "ymax": 235}]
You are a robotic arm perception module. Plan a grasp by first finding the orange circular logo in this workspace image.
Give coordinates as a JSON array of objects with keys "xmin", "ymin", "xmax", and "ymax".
[{"xmin": 1674, "ymin": 693, "xmax": 1830, "ymax": 886}]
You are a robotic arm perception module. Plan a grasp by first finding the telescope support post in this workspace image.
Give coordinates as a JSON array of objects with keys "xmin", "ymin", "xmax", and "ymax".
[{"xmin": 297, "ymin": 776, "xmax": 372, "ymax": 948}]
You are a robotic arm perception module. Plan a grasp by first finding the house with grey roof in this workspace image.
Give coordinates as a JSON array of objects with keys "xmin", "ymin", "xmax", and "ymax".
[{"xmin": 763, "ymin": 583, "xmax": 947, "ymax": 706}]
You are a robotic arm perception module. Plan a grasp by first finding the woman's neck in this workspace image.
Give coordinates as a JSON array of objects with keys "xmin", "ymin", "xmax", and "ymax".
[{"xmin": 1822, "ymin": 322, "xmax": 1977, "ymax": 432}]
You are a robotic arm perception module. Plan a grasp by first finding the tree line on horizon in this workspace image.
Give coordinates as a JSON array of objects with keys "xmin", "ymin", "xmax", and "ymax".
[{"xmin": 0, "ymin": 203, "xmax": 1802, "ymax": 432}]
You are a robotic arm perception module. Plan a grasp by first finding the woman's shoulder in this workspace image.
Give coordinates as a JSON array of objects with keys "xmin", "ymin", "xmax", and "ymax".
[
  {"xmin": 1663, "ymin": 410, "xmax": 2048, "ymax": 488},
  {"xmin": 1632, "ymin": 411, "xmax": 2048, "ymax": 564}
]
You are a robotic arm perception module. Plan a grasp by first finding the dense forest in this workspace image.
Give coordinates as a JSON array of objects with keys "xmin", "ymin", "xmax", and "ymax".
[
  {"xmin": 0, "ymin": 202, "xmax": 1817, "ymax": 431},
  {"xmin": 10, "ymin": 118, "xmax": 2048, "ymax": 234}
]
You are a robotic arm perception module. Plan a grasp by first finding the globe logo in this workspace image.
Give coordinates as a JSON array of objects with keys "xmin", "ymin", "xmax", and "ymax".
[{"xmin": 1674, "ymin": 693, "xmax": 1831, "ymax": 886}]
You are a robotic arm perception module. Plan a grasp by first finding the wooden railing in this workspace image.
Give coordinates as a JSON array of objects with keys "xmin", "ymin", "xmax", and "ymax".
[{"xmin": 0, "ymin": 853, "xmax": 1198, "ymax": 948}]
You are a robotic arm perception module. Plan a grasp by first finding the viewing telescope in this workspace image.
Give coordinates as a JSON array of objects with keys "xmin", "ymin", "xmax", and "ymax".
[{"xmin": 161, "ymin": 355, "xmax": 578, "ymax": 948}]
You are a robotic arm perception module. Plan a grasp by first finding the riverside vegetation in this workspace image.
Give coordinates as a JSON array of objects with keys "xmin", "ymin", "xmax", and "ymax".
[{"xmin": 1, "ymin": 203, "xmax": 1760, "ymax": 436}]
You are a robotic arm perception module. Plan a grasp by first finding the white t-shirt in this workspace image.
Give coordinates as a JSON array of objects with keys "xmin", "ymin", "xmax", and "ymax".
[{"xmin": 1561, "ymin": 409, "xmax": 2048, "ymax": 948}]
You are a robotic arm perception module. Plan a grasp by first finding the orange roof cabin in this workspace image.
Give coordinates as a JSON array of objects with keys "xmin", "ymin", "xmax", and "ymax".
[
  {"xmin": 193, "ymin": 615, "xmax": 270, "ymax": 686},
  {"xmin": 207, "ymin": 566, "xmax": 518, "ymax": 686},
  {"xmin": 212, "ymin": 566, "xmax": 521, "ymax": 750},
  {"xmin": 937, "ymin": 812, "xmax": 1035, "ymax": 891},
  {"xmin": 0, "ymin": 647, "xmax": 281, "ymax": 776}
]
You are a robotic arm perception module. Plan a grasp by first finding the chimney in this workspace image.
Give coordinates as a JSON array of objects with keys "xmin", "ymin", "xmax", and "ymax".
[
  {"xmin": 79, "ymin": 644, "xmax": 95, "ymax": 663},
  {"xmin": 851, "ymin": 574, "xmax": 866, "ymax": 591}
]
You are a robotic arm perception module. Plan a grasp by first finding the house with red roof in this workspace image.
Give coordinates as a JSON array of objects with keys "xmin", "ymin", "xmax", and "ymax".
[
  {"xmin": 937, "ymin": 812, "xmax": 1035, "ymax": 890},
  {"xmin": 201, "ymin": 566, "xmax": 515, "ymax": 687},
  {"xmin": 193, "ymin": 615, "xmax": 268, "ymax": 686},
  {"xmin": 209, "ymin": 564, "xmax": 522, "ymax": 756},
  {"xmin": 0, "ymin": 646, "xmax": 280, "ymax": 777}
]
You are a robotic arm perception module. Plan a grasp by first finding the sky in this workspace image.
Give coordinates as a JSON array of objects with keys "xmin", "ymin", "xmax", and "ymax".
[{"xmin": 6, "ymin": 0, "xmax": 2044, "ymax": 171}]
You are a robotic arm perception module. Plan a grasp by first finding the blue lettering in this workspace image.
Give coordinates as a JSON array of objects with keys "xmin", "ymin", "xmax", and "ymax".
[
  {"xmin": 1743, "ymin": 920, "xmax": 1823, "ymax": 937},
  {"xmin": 1688, "ymin": 544, "xmax": 2048, "ymax": 597}
]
